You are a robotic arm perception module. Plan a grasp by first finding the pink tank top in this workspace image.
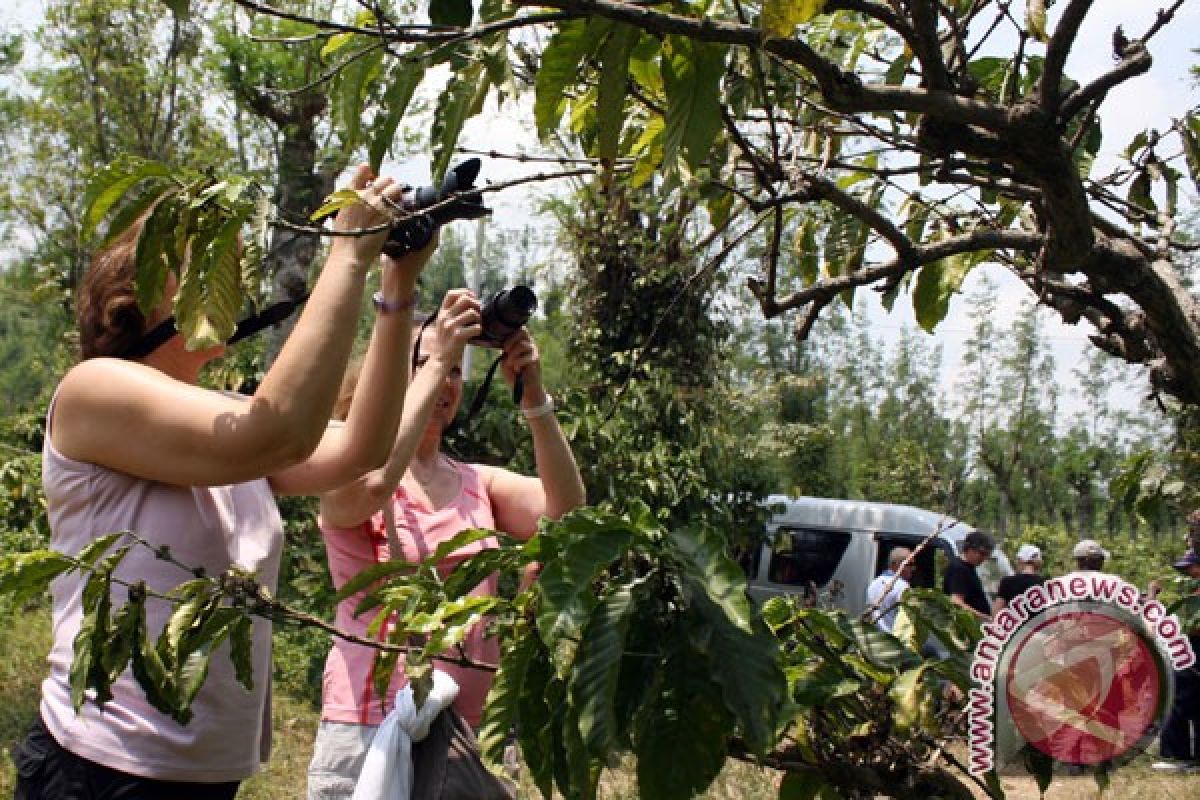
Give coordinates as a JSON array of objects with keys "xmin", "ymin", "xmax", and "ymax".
[
  {"xmin": 39, "ymin": 399, "xmax": 284, "ymax": 783},
  {"xmin": 319, "ymin": 460, "xmax": 500, "ymax": 727}
]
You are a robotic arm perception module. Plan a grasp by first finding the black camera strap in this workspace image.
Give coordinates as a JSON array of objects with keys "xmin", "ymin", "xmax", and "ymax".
[{"xmin": 119, "ymin": 293, "xmax": 311, "ymax": 360}]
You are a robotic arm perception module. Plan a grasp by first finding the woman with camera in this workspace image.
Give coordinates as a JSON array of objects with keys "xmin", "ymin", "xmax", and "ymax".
[
  {"xmin": 308, "ymin": 288, "xmax": 585, "ymax": 799},
  {"xmin": 13, "ymin": 165, "xmax": 435, "ymax": 800}
]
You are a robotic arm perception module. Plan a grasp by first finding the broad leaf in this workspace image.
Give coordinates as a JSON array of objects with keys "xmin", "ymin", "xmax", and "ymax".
[
  {"xmin": 595, "ymin": 25, "xmax": 638, "ymax": 160},
  {"xmin": 568, "ymin": 579, "xmax": 640, "ymax": 755},
  {"xmin": 81, "ymin": 156, "xmax": 175, "ymax": 239},
  {"xmin": 334, "ymin": 559, "xmax": 417, "ymax": 603},
  {"xmin": 429, "ymin": 0, "xmax": 473, "ymax": 27},
  {"xmin": 912, "ymin": 254, "xmax": 978, "ymax": 332},
  {"xmin": 661, "ymin": 37, "xmax": 727, "ymax": 171},
  {"xmin": 684, "ymin": 578, "xmax": 786, "ymax": 754},
  {"xmin": 761, "ymin": 0, "xmax": 827, "ymax": 41},
  {"xmin": 534, "ymin": 20, "xmax": 594, "ymax": 137},
  {"xmin": 535, "ymin": 526, "xmax": 635, "ymax": 675},
  {"xmin": 431, "ymin": 61, "xmax": 490, "ymax": 183},
  {"xmin": 667, "ymin": 525, "xmax": 754, "ymax": 633},
  {"xmin": 0, "ymin": 550, "xmax": 76, "ymax": 609},
  {"xmin": 479, "ymin": 626, "xmax": 537, "ymax": 767},
  {"xmin": 369, "ymin": 59, "xmax": 426, "ymax": 172},
  {"xmin": 174, "ymin": 210, "xmax": 249, "ymax": 350},
  {"xmin": 633, "ymin": 648, "xmax": 732, "ymax": 800}
]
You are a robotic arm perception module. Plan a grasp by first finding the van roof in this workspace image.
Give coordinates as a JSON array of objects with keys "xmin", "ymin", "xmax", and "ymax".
[{"xmin": 765, "ymin": 495, "xmax": 975, "ymax": 540}]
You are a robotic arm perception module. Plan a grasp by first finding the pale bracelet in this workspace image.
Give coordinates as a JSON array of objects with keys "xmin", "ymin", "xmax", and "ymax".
[{"xmin": 521, "ymin": 395, "xmax": 555, "ymax": 420}]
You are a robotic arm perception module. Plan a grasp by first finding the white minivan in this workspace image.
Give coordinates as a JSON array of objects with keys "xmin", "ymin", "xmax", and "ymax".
[{"xmin": 743, "ymin": 496, "xmax": 1014, "ymax": 614}]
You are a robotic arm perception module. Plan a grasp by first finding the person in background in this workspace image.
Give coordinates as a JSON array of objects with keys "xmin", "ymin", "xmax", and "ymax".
[
  {"xmin": 1187, "ymin": 509, "xmax": 1200, "ymax": 554},
  {"xmin": 993, "ymin": 544, "xmax": 1046, "ymax": 613},
  {"xmin": 1072, "ymin": 538, "xmax": 1109, "ymax": 571},
  {"xmin": 1153, "ymin": 549, "xmax": 1200, "ymax": 773},
  {"xmin": 943, "ymin": 531, "xmax": 995, "ymax": 620},
  {"xmin": 308, "ymin": 290, "xmax": 586, "ymax": 800},
  {"xmin": 865, "ymin": 547, "xmax": 913, "ymax": 633},
  {"xmin": 12, "ymin": 165, "xmax": 434, "ymax": 800}
]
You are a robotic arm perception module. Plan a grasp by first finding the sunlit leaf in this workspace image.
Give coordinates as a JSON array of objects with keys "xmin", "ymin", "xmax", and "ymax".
[
  {"xmin": 761, "ymin": 0, "xmax": 827, "ymax": 41},
  {"xmin": 661, "ymin": 37, "xmax": 727, "ymax": 171}
]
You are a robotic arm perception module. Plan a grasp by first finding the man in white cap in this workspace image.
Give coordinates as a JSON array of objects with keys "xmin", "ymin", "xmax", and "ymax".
[
  {"xmin": 993, "ymin": 543, "xmax": 1046, "ymax": 613},
  {"xmin": 1072, "ymin": 538, "xmax": 1109, "ymax": 572}
]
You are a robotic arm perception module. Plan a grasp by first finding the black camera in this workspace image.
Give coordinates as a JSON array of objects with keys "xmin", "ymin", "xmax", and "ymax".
[
  {"xmin": 381, "ymin": 158, "xmax": 491, "ymax": 258},
  {"xmin": 473, "ymin": 286, "xmax": 537, "ymax": 348}
]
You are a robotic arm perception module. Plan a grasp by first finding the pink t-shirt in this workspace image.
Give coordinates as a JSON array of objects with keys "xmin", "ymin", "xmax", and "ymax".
[
  {"xmin": 39, "ymin": 402, "xmax": 284, "ymax": 783},
  {"xmin": 319, "ymin": 460, "xmax": 500, "ymax": 728}
]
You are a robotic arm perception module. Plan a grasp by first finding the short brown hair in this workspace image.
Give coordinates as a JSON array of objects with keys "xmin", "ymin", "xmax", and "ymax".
[{"xmin": 77, "ymin": 219, "xmax": 150, "ymax": 360}]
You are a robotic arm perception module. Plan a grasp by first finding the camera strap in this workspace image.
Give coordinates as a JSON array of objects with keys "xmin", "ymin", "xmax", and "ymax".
[{"xmin": 118, "ymin": 293, "xmax": 310, "ymax": 360}]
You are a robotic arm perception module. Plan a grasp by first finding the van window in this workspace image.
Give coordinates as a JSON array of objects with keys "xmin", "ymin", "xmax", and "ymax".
[{"xmin": 767, "ymin": 528, "xmax": 852, "ymax": 587}]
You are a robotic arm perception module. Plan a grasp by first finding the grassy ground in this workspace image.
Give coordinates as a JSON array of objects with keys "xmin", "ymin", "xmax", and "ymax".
[{"xmin": 1, "ymin": 610, "xmax": 1197, "ymax": 799}]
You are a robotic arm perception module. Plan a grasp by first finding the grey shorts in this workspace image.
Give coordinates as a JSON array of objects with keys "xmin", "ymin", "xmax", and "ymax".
[{"xmin": 306, "ymin": 721, "xmax": 379, "ymax": 800}]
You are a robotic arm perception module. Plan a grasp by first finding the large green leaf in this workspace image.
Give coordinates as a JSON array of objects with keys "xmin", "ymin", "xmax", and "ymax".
[
  {"xmin": 661, "ymin": 36, "xmax": 727, "ymax": 171},
  {"xmin": 174, "ymin": 210, "xmax": 248, "ymax": 350},
  {"xmin": 534, "ymin": 20, "xmax": 594, "ymax": 137},
  {"xmin": 81, "ymin": 156, "xmax": 175, "ymax": 239},
  {"xmin": 568, "ymin": 579, "xmax": 640, "ymax": 755},
  {"xmin": 431, "ymin": 60, "xmax": 490, "ymax": 183},
  {"xmin": 429, "ymin": 0, "xmax": 473, "ymax": 27},
  {"xmin": 912, "ymin": 254, "xmax": 978, "ymax": 333},
  {"xmin": 633, "ymin": 648, "xmax": 732, "ymax": 800},
  {"xmin": 443, "ymin": 546, "xmax": 527, "ymax": 599},
  {"xmin": 595, "ymin": 25, "xmax": 638, "ymax": 160},
  {"xmin": 761, "ymin": 0, "xmax": 827, "ymax": 41},
  {"xmin": 0, "ymin": 550, "xmax": 75, "ymax": 609},
  {"xmin": 369, "ymin": 58, "xmax": 426, "ymax": 172},
  {"xmin": 684, "ymin": 578, "xmax": 786, "ymax": 754},
  {"xmin": 335, "ymin": 559, "xmax": 417, "ymax": 603},
  {"xmin": 535, "ymin": 525, "xmax": 635, "ymax": 675},
  {"xmin": 478, "ymin": 626, "xmax": 537, "ymax": 767},
  {"xmin": 667, "ymin": 525, "xmax": 754, "ymax": 633},
  {"xmin": 515, "ymin": 644, "xmax": 558, "ymax": 798},
  {"xmin": 133, "ymin": 192, "xmax": 187, "ymax": 316},
  {"xmin": 423, "ymin": 527, "xmax": 499, "ymax": 567}
]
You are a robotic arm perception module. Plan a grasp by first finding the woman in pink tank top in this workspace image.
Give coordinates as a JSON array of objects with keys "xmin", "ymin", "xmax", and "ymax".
[
  {"xmin": 308, "ymin": 289, "xmax": 586, "ymax": 800},
  {"xmin": 15, "ymin": 165, "xmax": 438, "ymax": 800}
]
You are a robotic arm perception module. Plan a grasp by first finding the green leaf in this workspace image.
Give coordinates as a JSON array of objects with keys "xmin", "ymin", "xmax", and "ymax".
[
  {"xmin": 1128, "ymin": 170, "xmax": 1156, "ymax": 213},
  {"xmin": 159, "ymin": 583, "xmax": 216, "ymax": 668},
  {"xmin": 429, "ymin": 0, "xmax": 473, "ymax": 27},
  {"xmin": 431, "ymin": 61, "xmax": 490, "ymax": 184},
  {"xmin": 840, "ymin": 617, "xmax": 921, "ymax": 670},
  {"xmin": 569, "ymin": 579, "xmax": 640, "ymax": 755},
  {"xmin": 424, "ymin": 527, "xmax": 500, "ymax": 568},
  {"xmin": 229, "ymin": 614, "xmax": 255, "ymax": 692},
  {"xmin": 912, "ymin": 254, "xmax": 978, "ymax": 332},
  {"xmin": 102, "ymin": 601, "xmax": 138, "ymax": 687},
  {"xmin": 174, "ymin": 209, "xmax": 250, "ymax": 351},
  {"xmin": 634, "ymin": 647, "xmax": 732, "ymax": 800},
  {"xmin": 667, "ymin": 526, "xmax": 754, "ymax": 633},
  {"xmin": 310, "ymin": 188, "xmax": 363, "ymax": 221},
  {"xmin": 661, "ymin": 37, "xmax": 727, "ymax": 171},
  {"xmin": 534, "ymin": 20, "xmax": 594, "ymax": 137},
  {"xmin": 536, "ymin": 525, "xmax": 635, "ymax": 675},
  {"xmin": 133, "ymin": 193, "xmax": 186, "ymax": 316},
  {"xmin": 889, "ymin": 663, "xmax": 934, "ymax": 735},
  {"xmin": 683, "ymin": 578, "xmax": 785, "ymax": 754},
  {"xmin": 443, "ymin": 546, "xmax": 526, "ymax": 599},
  {"xmin": 70, "ymin": 605, "xmax": 100, "ymax": 710},
  {"xmin": 369, "ymin": 59, "xmax": 426, "ymax": 172},
  {"xmin": 479, "ymin": 626, "xmax": 537, "ymax": 768},
  {"xmin": 793, "ymin": 215, "xmax": 819, "ymax": 286},
  {"xmin": 595, "ymin": 25, "xmax": 638, "ymax": 160},
  {"xmin": 81, "ymin": 156, "xmax": 175, "ymax": 239},
  {"xmin": 0, "ymin": 550, "xmax": 75, "ymax": 608},
  {"xmin": 1181, "ymin": 116, "xmax": 1200, "ymax": 193},
  {"xmin": 129, "ymin": 598, "xmax": 181, "ymax": 721},
  {"xmin": 761, "ymin": 0, "xmax": 827, "ymax": 41},
  {"xmin": 779, "ymin": 771, "xmax": 831, "ymax": 800},
  {"xmin": 335, "ymin": 559, "xmax": 417, "ymax": 603},
  {"xmin": 75, "ymin": 533, "xmax": 127, "ymax": 569},
  {"xmin": 515, "ymin": 643, "xmax": 558, "ymax": 798},
  {"xmin": 1026, "ymin": 0, "xmax": 1048, "ymax": 42}
]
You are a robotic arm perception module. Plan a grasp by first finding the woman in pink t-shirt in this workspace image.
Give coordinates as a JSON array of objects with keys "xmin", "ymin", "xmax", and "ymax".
[
  {"xmin": 15, "ymin": 165, "xmax": 436, "ymax": 800},
  {"xmin": 308, "ymin": 289, "xmax": 586, "ymax": 800}
]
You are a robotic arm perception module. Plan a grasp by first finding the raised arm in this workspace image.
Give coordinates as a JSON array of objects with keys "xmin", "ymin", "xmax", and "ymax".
[
  {"xmin": 270, "ymin": 238, "xmax": 437, "ymax": 497},
  {"xmin": 319, "ymin": 289, "xmax": 482, "ymax": 527},
  {"xmin": 52, "ymin": 166, "xmax": 410, "ymax": 488},
  {"xmin": 482, "ymin": 329, "xmax": 586, "ymax": 540}
]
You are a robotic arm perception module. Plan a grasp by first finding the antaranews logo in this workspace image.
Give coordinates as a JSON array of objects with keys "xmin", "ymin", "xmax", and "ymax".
[{"xmin": 968, "ymin": 571, "xmax": 1196, "ymax": 775}]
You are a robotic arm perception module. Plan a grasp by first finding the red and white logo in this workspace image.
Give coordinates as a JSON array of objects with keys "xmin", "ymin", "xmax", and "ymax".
[{"xmin": 968, "ymin": 572, "xmax": 1195, "ymax": 775}]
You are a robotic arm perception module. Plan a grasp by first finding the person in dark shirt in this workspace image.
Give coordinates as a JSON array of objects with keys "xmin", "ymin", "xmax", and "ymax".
[
  {"xmin": 1153, "ymin": 549, "xmax": 1200, "ymax": 772},
  {"xmin": 994, "ymin": 543, "xmax": 1047, "ymax": 613},
  {"xmin": 944, "ymin": 530, "xmax": 995, "ymax": 619}
]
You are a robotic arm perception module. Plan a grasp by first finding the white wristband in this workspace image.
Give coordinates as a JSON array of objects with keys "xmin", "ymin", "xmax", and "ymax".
[{"xmin": 521, "ymin": 394, "xmax": 555, "ymax": 420}]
